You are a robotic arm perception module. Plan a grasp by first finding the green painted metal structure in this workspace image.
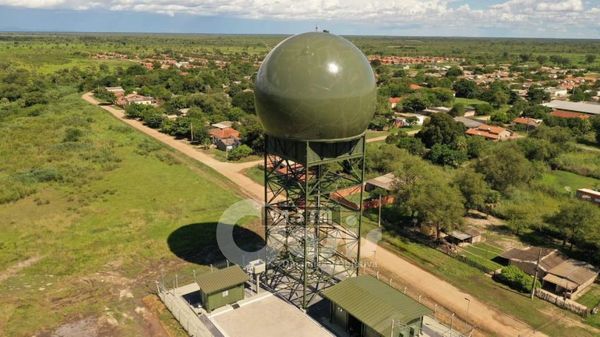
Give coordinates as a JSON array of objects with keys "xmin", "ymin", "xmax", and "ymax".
[
  {"xmin": 256, "ymin": 32, "xmax": 376, "ymax": 309},
  {"xmin": 255, "ymin": 32, "xmax": 377, "ymax": 142},
  {"xmin": 196, "ymin": 265, "xmax": 249, "ymax": 313},
  {"xmin": 322, "ymin": 276, "xmax": 432, "ymax": 337}
]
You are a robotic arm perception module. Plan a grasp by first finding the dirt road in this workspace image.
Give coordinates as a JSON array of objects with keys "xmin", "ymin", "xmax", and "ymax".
[{"xmin": 83, "ymin": 93, "xmax": 548, "ymax": 337}]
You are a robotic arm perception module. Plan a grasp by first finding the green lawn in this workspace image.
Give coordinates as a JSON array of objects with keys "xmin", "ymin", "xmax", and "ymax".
[
  {"xmin": 244, "ymin": 165, "xmax": 265, "ymax": 185},
  {"xmin": 578, "ymin": 284, "xmax": 600, "ymax": 309},
  {"xmin": 461, "ymin": 243, "xmax": 502, "ymax": 272},
  {"xmin": 537, "ymin": 170, "xmax": 600, "ymax": 194},
  {"xmin": 366, "ymin": 129, "xmax": 389, "ymax": 139},
  {"xmin": 201, "ymin": 147, "xmax": 261, "ymax": 162},
  {"xmin": 455, "ymin": 97, "xmax": 487, "ymax": 106},
  {"xmin": 0, "ymin": 90, "xmax": 242, "ymax": 336},
  {"xmin": 579, "ymin": 285, "xmax": 600, "ymax": 329}
]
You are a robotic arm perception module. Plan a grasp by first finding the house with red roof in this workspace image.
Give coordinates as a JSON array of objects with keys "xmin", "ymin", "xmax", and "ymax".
[
  {"xmin": 550, "ymin": 109, "xmax": 590, "ymax": 120},
  {"xmin": 465, "ymin": 124, "xmax": 512, "ymax": 141},
  {"xmin": 208, "ymin": 121, "xmax": 241, "ymax": 151}
]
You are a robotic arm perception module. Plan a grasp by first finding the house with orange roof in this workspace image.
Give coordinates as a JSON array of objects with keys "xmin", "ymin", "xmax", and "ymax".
[
  {"xmin": 465, "ymin": 124, "xmax": 512, "ymax": 141},
  {"xmin": 208, "ymin": 121, "xmax": 241, "ymax": 151},
  {"xmin": 550, "ymin": 110, "xmax": 590, "ymax": 120},
  {"xmin": 388, "ymin": 97, "xmax": 402, "ymax": 109},
  {"xmin": 512, "ymin": 117, "xmax": 542, "ymax": 128}
]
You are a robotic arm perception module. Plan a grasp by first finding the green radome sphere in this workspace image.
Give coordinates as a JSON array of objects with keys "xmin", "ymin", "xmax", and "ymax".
[{"xmin": 255, "ymin": 32, "xmax": 377, "ymax": 141}]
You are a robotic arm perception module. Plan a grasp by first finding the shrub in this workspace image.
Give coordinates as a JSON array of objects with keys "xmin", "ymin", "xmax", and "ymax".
[
  {"xmin": 63, "ymin": 128, "xmax": 84, "ymax": 142},
  {"xmin": 228, "ymin": 144, "xmax": 253, "ymax": 161},
  {"xmin": 494, "ymin": 265, "xmax": 540, "ymax": 293}
]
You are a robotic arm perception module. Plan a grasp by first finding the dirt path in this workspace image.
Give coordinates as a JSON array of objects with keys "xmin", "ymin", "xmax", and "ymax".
[
  {"xmin": 0, "ymin": 256, "xmax": 42, "ymax": 283},
  {"xmin": 83, "ymin": 93, "xmax": 548, "ymax": 337}
]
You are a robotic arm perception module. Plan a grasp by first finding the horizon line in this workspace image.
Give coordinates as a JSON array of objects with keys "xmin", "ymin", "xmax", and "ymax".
[{"xmin": 1, "ymin": 30, "xmax": 600, "ymax": 41}]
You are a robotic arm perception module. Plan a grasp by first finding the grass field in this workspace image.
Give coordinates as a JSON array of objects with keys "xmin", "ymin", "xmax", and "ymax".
[
  {"xmin": 578, "ymin": 284, "xmax": 600, "ymax": 329},
  {"xmin": 578, "ymin": 284, "xmax": 600, "ymax": 309},
  {"xmin": 0, "ymin": 90, "xmax": 244, "ymax": 336},
  {"xmin": 554, "ymin": 151, "xmax": 600, "ymax": 180},
  {"xmin": 459, "ymin": 243, "xmax": 503, "ymax": 272},
  {"xmin": 454, "ymin": 97, "xmax": 488, "ymax": 106},
  {"xmin": 243, "ymin": 165, "xmax": 264, "ymax": 185},
  {"xmin": 537, "ymin": 170, "xmax": 600, "ymax": 194}
]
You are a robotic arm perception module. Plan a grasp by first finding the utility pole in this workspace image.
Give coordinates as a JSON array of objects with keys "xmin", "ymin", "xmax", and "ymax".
[
  {"xmin": 530, "ymin": 248, "xmax": 542, "ymax": 299},
  {"xmin": 190, "ymin": 121, "xmax": 194, "ymax": 143},
  {"xmin": 378, "ymin": 194, "xmax": 382, "ymax": 227}
]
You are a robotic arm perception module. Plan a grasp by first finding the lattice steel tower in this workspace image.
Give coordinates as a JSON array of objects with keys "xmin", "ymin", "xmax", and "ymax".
[{"xmin": 254, "ymin": 32, "xmax": 377, "ymax": 308}]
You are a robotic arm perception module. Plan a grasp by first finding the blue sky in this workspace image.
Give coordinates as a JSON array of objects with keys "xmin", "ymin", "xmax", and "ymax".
[{"xmin": 0, "ymin": 0, "xmax": 599, "ymax": 38}]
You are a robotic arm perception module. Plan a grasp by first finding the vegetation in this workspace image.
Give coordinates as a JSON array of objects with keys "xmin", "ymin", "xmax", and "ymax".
[{"xmin": 494, "ymin": 265, "xmax": 540, "ymax": 293}]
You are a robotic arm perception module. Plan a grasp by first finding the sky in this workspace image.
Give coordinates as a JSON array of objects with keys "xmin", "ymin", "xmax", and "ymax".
[{"xmin": 0, "ymin": 0, "xmax": 599, "ymax": 38}]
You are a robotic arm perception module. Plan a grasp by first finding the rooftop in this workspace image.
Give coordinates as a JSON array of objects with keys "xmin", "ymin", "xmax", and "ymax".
[
  {"xmin": 550, "ymin": 109, "xmax": 591, "ymax": 120},
  {"xmin": 365, "ymin": 173, "xmax": 396, "ymax": 191},
  {"xmin": 543, "ymin": 100, "xmax": 600, "ymax": 115},
  {"xmin": 321, "ymin": 275, "xmax": 431, "ymax": 336},
  {"xmin": 209, "ymin": 127, "xmax": 240, "ymax": 140},
  {"xmin": 196, "ymin": 265, "xmax": 249, "ymax": 295}
]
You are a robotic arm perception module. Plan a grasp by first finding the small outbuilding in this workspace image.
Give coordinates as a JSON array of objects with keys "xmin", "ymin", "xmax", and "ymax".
[
  {"xmin": 321, "ymin": 276, "xmax": 431, "ymax": 337},
  {"xmin": 196, "ymin": 265, "xmax": 249, "ymax": 313},
  {"xmin": 445, "ymin": 228, "xmax": 482, "ymax": 246}
]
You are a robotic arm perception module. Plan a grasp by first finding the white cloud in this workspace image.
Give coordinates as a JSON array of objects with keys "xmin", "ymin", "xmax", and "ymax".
[{"xmin": 0, "ymin": 0, "xmax": 598, "ymax": 36}]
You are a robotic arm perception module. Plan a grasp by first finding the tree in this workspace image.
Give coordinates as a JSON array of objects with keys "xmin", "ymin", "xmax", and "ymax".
[
  {"xmin": 445, "ymin": 66, "xmax": 464, "ymax": 77},
  {"xmin": 416, "ymin": 113, "xmax": 465, "ymax": 148},
  {"xmin": 569, "ymin": 87, "xmax": 592, "ymax": 102},
  {"xmin": 526, "ymin": 86, "xmax": 550, "ymax": 104},
  {"xmin": 453, "ymin": 169, "xmax": 492, "ymax": 212},
  {"xmin": 401, "ymin": 93, "xmax": 430, "ymax": 112},
  {"xmin": 547, "ymin": 202, "xmax": 600, "ymax": 250},
  {"xmin": 474, "ymin": 103, "xmax": 493, "ymax": 116},
  {"xmin": 591, "ymin": 116, "xmax": 600, "ymax": 145},
  {"xmin": 231, "ymin": 91, "xmax": 255, "ymax": 114},
  {"xmin": 452, "ymin": 79, "xmax": 478, "ymax": 98},
  {"xmin": 228, "ymin": 144, "xmax": 253, "ymax": 161},
  {"xmin": 466, "ymin": 135, "xmax": 489, "ymax": 159},
  {"xmin": 475, "ymin": 144, "xmax": 534, "ymax": 192},
  {"xmin": 427, "ymin": 144, "xmax": 468, "ymax": 167},
  {"xmin": 239, "ymin": 115, "xmax": 264, "ymax": 153},
  {"xmin": 388, "ymin": 133, "xmax": 426, "ymax": 156},
  {"xmin": 365, "ymin": 144, "xmax": 409, "ymax": 174},
  {"xmin": 585, "ymin": 54, "xmax": 597, "ymax": 64},
  {"xmin": 449, "ymin": 103, "xmax": 465, "ymax": 117},
  {"xmin": 395, "ymin": 162, "xmax": 465, "ymax": 241}
]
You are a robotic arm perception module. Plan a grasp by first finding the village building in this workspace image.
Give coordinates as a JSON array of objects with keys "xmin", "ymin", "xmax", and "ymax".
[
  {"xmin": 445, "ymin": 228, "xmax": 482, "ymax": 247},
  {"xmin": 544, "ymin": 87, "xmax": 569, "ymax": 99},
  {"xmin": 543, "ymin": 100, "xmax": 600, "ymax": 117},
  {"xmin": 105, "ymin": 86, "xmax": 125, "ymax": 97},
  {"xmin": 576, "ymin": 188, "xmax": 600, "ymax": 205},
  {"xmin": 512, "ymin": 117, "xmax": 542, "ymax": 128},
  {"xmin": 465, "ymin": 124, "xmax": 512, "ymax": 141},
  {"xmin": 388, "ymin": 97, "xmax": 402, "ymax": 109},
  {"xmin": 499, "ymin": 247, "xmax": 598, "ymax": 298},
  {"xmin": 422, "ymin": 106, "xmax": 450, "ymax": 115},
  {"xmin": 209, "ymin": 121, "xmax": 241, "ymax": 151},
  {"xmin": 454, "ymin": 116, "xmax": 484, "ymax": 129},
  {"xmin": 394, "ymin": 113, "xmax": 427, "ymax": 126},
  {"xmin": 550, "ymin": 110, "xmax": 590, "ymax": 120},
  {"xmin": 118, "ymin": 93, "xmax": 156, "ymax": 106}
]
